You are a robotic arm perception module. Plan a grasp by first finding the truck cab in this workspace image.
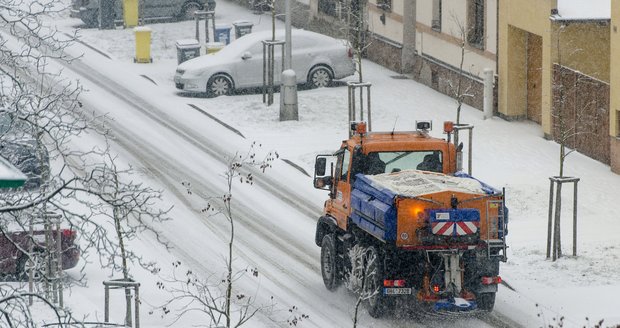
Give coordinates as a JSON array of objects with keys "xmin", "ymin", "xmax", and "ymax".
[{"xmin": 316, "ymin": 123, "xmax": 458, "ymax": 233}]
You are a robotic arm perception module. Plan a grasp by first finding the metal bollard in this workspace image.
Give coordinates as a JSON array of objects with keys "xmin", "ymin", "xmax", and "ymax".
[{"xmin": 279, "ymin": 69, "xmax": 298, "ymax": 121}]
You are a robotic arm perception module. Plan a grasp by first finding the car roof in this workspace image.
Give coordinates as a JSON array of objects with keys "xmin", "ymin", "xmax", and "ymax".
[{"xmin": 178, "ymin": 29, "xmax": 344, "ymax": 70}]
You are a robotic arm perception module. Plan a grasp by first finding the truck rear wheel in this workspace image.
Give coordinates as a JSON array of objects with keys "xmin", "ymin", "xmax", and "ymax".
[
  {"xmin": 476, "ymin": 293, "xmax": 496, "ymax": 311},
  {"xmin": 321, "ymin": 234, "xmax": 341, "ymax": 291},
  {"xmin": 364, "ymin": 246, "xmax": 388, "ymax": 318}
]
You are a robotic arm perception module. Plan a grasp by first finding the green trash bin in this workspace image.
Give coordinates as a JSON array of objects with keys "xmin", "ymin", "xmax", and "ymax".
[
  {"xmin": 233, "ymin": 21, "xmax": 254, "ymax": 39},
  {"xmin": 175, "ymin": 39, "xmax": 201, "ymax": 64}
]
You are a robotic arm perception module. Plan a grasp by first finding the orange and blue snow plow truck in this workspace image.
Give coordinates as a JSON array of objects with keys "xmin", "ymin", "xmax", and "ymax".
[{"xmin": 313, "ymin": 121, "xmax": 507, "ymax": 317}]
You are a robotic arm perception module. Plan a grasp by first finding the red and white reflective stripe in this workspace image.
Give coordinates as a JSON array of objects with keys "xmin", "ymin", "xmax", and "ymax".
[
  {"xmin": 432, "ymin": 221, "xmax": 479, "ymax": 236},
  {"xmin": 432, "ymin": 222, "xmax": 454, "ymax": 236},
  {"xmin": 455, "ymin": 221, "xmax": 479, "ymax": 235}
]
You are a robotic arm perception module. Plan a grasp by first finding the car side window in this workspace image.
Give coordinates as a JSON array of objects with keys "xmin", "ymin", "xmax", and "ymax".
[
  {"xmin": 247, "ymin": 42, "xmax": 263, "ymax": 56},
  {"xmin": 295, "ymin": 36, "xmax": 315, "ymax": 50}
]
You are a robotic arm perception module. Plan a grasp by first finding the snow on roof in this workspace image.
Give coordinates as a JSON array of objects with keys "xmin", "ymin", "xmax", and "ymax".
[
  {"xmin": 556, "ymin": 0, "xmax": 610, "ymax": 20},
  {"xmin": 366, "ymin": 170, "xmax": 488, "ymax": 198}
]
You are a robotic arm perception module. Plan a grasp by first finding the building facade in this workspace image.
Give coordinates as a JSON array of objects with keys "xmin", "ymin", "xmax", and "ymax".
[
  {"xmin": 306, "ymin": 0, "xmax": 498, "ymax": 111},
  {"xmin": 499, "ymin": 0, "xmax": 618, "ymax": 172}
]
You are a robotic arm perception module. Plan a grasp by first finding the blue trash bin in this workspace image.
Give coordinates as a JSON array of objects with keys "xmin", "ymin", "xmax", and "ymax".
[{"xmin": 214, "ymin": 24, "xmax": 232, "ymax": 45}]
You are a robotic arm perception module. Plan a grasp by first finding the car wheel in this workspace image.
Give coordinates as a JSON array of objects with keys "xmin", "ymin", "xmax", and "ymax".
[
  {"xmin": 308, "ymin": 66, "xmax": 333, "ymax": 89},
  {"xmin": 180, "ymin": 1, "xmax": 202, "ymax": 21},
  {"xmin": 207, "ymin": 75, "xmax": 233, "ymax": 97},
  {"xmin": 320, "ymin": 234, "xmax": 341, "ymax": 291},
  {"xmin": 16, "ymin": 251, "xmax": 46, "ymax": 281}
]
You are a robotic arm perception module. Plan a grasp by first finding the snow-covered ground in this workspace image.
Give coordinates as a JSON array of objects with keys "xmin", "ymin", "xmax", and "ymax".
[{"xmin": 20, "ymin": 0, "xmax": 620, "ymax": 327}]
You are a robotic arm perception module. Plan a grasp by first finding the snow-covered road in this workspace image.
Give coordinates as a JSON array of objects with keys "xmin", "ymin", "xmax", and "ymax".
[{"xmin": 52, "ymin": 35, "xmax": 504, "ymax": 327}]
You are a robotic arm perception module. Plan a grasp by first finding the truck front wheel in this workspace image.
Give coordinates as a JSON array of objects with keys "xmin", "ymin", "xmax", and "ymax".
[{"xmin": 320, "ymin": 234, "xmax": 341, "ymax": 291}]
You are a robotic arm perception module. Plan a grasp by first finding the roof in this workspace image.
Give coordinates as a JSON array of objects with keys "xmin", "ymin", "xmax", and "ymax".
[
  {"xmin": 0, "ymin": 155, "xmax": 26, "ymax": 188},
  {"xmin": 554, "ymin": 0, "xmax": 610, "ymax": 21},
  {"xmin": 349, "ymin": 131, "xmax": 451, "ymax": 153}
]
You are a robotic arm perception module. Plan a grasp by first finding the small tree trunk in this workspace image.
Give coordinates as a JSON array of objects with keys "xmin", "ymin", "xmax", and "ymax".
[
  {"xmin": 225, "ymin": 175, "xmax": 234, "ymax": 328},
  {"xmin": 113, "ymin": 205, "xmax": 132, "ymax": 325}
]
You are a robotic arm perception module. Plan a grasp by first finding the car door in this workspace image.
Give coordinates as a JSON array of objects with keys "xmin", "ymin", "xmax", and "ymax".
[
  {"xmin": 0, "ymin": 230, "xmax": 19, "ymax": 274},
  {"xmin": 234, "ymin": 40, "xmax": 268, "ymax": 88},
  {"xmin": 291, "ymin": 34, "xmax": 316, "ymax": 83},
  {"xmin": 140, "ymin": 0, "xmax": 174, "ymax": 19}
]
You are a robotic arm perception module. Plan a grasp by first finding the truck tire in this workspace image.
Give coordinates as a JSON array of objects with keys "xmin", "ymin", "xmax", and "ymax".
[
  {"xmin": 476, "ymin": 293, "xmax": 496, "ymax": 311},
  {"xmin": 320, "ymin": 234, "xmax": 341, "ymax": 291},
  {"xmin": 364, "ymin": 246, "xmax": 388, "ymax": 318}
]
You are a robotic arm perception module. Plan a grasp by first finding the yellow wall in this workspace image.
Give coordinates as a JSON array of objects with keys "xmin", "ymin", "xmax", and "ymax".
[
  {"xmin": 499, "ymin": 0, "xmax": 556, "ymax": 133},
  {"xmin": 368, "ymin": 0, "xmax": 404, "ymax": 43},
  {"xmin": 552, "ymin": 23, "xmax": 610, "ymax": 82},
  {"xmin": 611, "ymin": 0, "xmax": 620, "ymax": 136}
]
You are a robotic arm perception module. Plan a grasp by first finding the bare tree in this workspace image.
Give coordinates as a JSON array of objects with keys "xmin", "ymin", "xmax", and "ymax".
[
  {"xmin": 343, "ymin": 244, "xmax": 380, "ymax": 327},
  {"xmin": 156, "ymin": 143, "xmax": 279, "ymax": 328},
  {"xmin": 449, "ymin": 14, "xmax": 475, "ymax": 125},
  {"xmin": 335, "ymin": 0, "xmax": 369, "ymax": 83},
  {"xmin": 546, "ymin": 25, "xmax": 597, "ymax": 261},
  {"xmin": 0, "ymin": 0, "xmax": 172, "ymax": 325}
]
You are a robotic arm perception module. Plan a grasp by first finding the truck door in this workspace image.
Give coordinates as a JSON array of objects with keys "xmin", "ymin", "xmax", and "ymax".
[{"xmin": 330, "ymin": 147, "xmax": 351, "ymax": 230}]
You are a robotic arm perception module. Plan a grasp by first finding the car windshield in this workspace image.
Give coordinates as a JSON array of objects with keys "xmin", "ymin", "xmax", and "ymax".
[{"xmin": 361, "ymin": 151, "xmax": 444, "ymax": 175}]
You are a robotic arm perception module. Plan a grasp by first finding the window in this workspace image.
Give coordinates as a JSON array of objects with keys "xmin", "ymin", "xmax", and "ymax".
[
  {"xmin": 432, "ymin": 0, "xmax": 442, "ymax": 31},
  {"xmin": 318, "ymin": 0, "xmax": 337, "ymax": 17},
  {"xmin": 352, "ymin": 151, "xmax": 444, "ymax": 175},
  {"xmin": 336, "ymin": 148, "xmax": 351, "ymax": 181},
  {"xmin": 319, "ymin": 0, "xmax": 349, "ymax": 18},
  {"xmin": 467, "ymin": 0, "xmax": 485, "ymax": 48},
  {"xmin": 377, "ymin": 0, "xmax": 391, "ymax": 11}
]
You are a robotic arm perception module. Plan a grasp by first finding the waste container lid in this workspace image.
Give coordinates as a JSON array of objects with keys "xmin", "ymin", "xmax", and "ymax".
[
  {"xmin": 215, "ymin": 24, "xmax": 232, "ymax": 30},
  {"xmin": 133, "ymin": 26, "xmax": 152, "ymax": 33},
  {"xmin": 233, "ymin": 20, "xmax": 254, "ymax": 27},
  {"xmin": 175, "ymin": 39, "xmax": 200, "ymax": 47}
]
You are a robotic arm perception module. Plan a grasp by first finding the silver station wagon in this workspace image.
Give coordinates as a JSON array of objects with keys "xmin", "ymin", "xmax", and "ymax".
[
  {"xmin": 70, "ymin": 0, "xmax": 215, "ymax": 27},
  {"xmin": 174, "ymin": 29, "xmax": 356, "ymax": 97}
]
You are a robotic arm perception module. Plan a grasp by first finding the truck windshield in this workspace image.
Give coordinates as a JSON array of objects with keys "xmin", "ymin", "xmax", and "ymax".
[{"xmin": 364, "ymin": 151, "xmax": 443, "ymax": 174}]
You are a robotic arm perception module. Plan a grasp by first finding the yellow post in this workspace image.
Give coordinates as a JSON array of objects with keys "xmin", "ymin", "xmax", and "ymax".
[
  {"xmin": 123, "ymin": 0, "xmax": 139, "ymax": 27},
  {"xmin": 134, "ymin": 27, "xmax": 152, "ymax": 63}
]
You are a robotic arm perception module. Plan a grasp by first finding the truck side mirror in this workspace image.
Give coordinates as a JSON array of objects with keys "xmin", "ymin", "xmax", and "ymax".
[
  {"xmin": 314, "ymin": 155, "xmax": 334, "ymax": 190},
  {"xmin": 315, "ymin": 157, "xmax": 327, "ymax": 176}
]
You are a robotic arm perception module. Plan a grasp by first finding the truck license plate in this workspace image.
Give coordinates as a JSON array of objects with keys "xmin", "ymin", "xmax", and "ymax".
[{"xmin": 383, "ymin": 288, "xmax": 412, "ymax": 295}]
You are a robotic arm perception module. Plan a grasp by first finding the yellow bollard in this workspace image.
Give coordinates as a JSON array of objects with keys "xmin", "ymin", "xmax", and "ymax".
[
  {"xmin": 123, "ymin": 0, "xmax": 139, "ymax": 27},
  {"xmin": 134, "ymin": 26, "xmax": 152, "ymax": 63}
]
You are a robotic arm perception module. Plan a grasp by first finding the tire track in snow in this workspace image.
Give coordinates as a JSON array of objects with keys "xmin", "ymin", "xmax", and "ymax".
[{"xmin": 59, "ymin": 61, "xmax": 355, "ymax": 327}]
